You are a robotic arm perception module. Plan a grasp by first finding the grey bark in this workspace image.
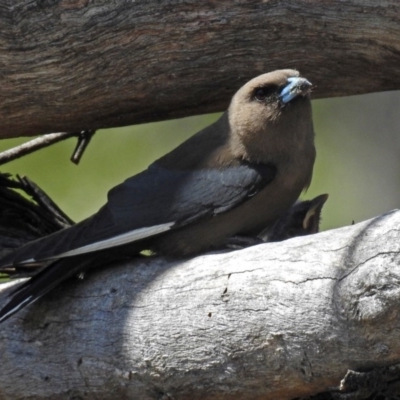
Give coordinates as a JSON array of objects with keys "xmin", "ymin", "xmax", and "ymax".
[
  {"xmin": 1, "ymin": 210, "xmax": 400, "ymax": 400},
  {"xmin": 0, "ymin": 0, "xmax": 400, "ymax": 138}
]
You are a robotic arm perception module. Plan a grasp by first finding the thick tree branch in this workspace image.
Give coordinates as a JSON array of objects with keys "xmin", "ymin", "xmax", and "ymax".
[
  {"xmin": 1, "ymin": 210, "xmax": 400, "ymax": 400},
  {"xmin": 0, "ymin": 1, "xmax": 399, "ymax": 138}
]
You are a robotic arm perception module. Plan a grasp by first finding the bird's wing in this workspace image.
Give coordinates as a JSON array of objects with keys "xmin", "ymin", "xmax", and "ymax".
[{"xmin": 3, "ymin": 163, "xmax": 276, "ymax": 266}]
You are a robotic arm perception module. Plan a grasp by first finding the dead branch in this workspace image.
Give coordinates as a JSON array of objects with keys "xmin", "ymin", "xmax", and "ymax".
[
  {"xmin": 0, "ymin": 1, "xmax": 399, "ymax": 137},
  {"xmin": 1, "ymin": 210, "xmax": 400, "ymax": 400}
]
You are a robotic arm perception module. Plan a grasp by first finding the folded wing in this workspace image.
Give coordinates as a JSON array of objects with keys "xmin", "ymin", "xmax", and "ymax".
[{"xmin": 2, "ymin": 162, "xmax": 276, "ymax": 266}]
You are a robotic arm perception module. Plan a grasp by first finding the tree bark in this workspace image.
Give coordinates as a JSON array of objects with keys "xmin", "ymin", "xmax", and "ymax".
[
  {"xmin": 1, "ymin": 210, "xmax": 400, "ymax": 400},
  {"xmin": 0, "ymin": 0, "xmax": 400, "ymax": 138},
  {"xmin": 2, "ymin": 2, "xmax": 400, "ymax": 399}
]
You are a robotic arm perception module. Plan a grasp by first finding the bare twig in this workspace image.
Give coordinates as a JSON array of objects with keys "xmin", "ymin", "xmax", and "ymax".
[
  {"xmin": 0, "ymin": 130, "xmax": 96, "ymax": 165},
  {"xmin": 17, "ymin": 175, "xmax": 75, "ymax": 227},
  {"xmin": 0, "ymin": 173, "xmax": 74, "ymax": 276},
  {"xmin": 70, "ymin": 130, "xmax": 96, "ymax": 164}
]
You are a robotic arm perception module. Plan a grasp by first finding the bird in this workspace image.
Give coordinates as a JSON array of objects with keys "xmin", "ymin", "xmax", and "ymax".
[
  {"xmin": 225, "ymin": 193, "xmax": 328, "ymax": 249},
  {"xmin": 0, "ymin": 195, "xmax": 328, "ymax": 276},
  {"xmin": 258, "ymin": 194, "xmax": 328, "ymax": 242},
  {"xmin": 0, "ymin": 69, "xmax": 316, "ymax": 323}
]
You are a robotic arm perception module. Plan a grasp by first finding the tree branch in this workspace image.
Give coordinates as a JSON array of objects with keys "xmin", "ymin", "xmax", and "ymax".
[
  {"xmin": 1, "ymin": 1, "xmax": 400, "ymax": 138},
  {"xmin": 0, "ymin": 130, "xmax": 96, "ymax": 165},
  {"xmin": 1, "ymin": 210, "xmax": 400, "ymax": 400}
]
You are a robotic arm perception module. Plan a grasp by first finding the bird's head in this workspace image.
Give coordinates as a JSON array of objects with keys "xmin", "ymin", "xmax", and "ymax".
[
  {"xmin": 259, "ymin": 193, "xmax": 329, "ymax": 242},
  {"xmin": 228, "ymin": 69, "xmax": 314, "ymax": 164}
]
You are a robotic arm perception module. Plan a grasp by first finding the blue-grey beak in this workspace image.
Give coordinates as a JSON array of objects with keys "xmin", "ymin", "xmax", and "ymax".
[{"xmin": 280, "ymin": 77, "xmax": 312, "ymax": 104}]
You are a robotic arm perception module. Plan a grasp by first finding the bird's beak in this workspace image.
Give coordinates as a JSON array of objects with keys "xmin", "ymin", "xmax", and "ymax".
[{"xmin": 279, "ymin": 77, "xmax": 312, "ymax": 104}]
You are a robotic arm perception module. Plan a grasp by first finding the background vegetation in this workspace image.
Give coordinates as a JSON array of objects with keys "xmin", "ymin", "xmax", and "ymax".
[{"xmin": 1, "ymin": 91, "xmax": 399, "ymax": 233}]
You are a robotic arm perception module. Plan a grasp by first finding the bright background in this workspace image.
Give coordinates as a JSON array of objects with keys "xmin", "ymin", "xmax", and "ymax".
[{"xmin": 1, "ymin": 91, "xmax": 400, "ymax": 233}]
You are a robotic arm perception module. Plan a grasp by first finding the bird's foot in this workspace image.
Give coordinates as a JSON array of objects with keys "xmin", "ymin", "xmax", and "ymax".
[{"xmin": 224, "ymin": 235, "xmax": 264, "ymax": 250}]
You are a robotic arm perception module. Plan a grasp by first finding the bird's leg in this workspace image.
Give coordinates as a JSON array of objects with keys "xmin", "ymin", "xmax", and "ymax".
[{"xmin": 224, "ymin": 235, "xmax": 264, "ymax": 250}]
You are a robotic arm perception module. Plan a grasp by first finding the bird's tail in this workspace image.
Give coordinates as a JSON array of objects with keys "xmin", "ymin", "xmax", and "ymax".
[{"xmin": 0, "ymin": 255, "xmax": 97, "ymax": 323}]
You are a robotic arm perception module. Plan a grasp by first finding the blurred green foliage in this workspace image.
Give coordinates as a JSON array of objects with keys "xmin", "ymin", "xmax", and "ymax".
[{"xmin": 1, "ymin": 91, "xmax": 400, "ymax": 235}]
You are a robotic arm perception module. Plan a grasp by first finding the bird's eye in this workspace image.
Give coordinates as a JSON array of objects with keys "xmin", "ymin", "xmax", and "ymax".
[
  {"xmin": 254, "ymin": 88, "xmax": 268, "ymax": 102},
  {"xmin": 254, "ymin": 87, "xmax": 275, "ymax": 101}
]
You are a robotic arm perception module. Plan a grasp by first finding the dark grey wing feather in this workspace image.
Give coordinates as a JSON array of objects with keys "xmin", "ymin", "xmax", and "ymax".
[
  {"xmin": 2, "ymin": 163, "xmax": 276, "ymax": 266},
  {"xmin": 109, "ymin": 163, "xmax": 275, "ymax": 227}
]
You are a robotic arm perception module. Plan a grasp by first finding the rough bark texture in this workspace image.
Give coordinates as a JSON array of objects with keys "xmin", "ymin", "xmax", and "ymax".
[
  {"xmin": 1, "ymin": 210, "xmax": 400, "ymax": 400},
  {"xmin": 0, "ymin": 0, "xmax": 400, "ymax": 138},
  {"xmin": 2, "ymin": 1, "xmax": 400, "ymax": 399}
]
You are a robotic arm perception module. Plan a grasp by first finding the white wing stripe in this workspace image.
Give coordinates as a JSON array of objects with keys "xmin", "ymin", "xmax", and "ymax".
[
  {"xmin": 25, "ymin": 222, "xmax": 174, "ymax": 262},
  {"xmin": 0, "ymin": 296, "xmax": 34, "ymax": 323}
]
